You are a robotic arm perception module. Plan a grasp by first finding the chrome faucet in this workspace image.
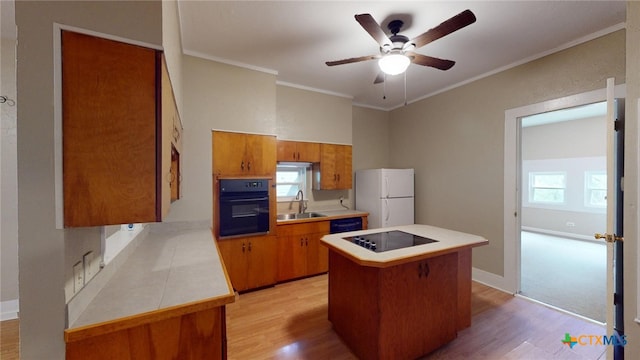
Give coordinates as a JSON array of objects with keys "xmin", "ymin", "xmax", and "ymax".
[{"xmin": 295, "ymin": 190, "xmax": 307, "ymax": 214}]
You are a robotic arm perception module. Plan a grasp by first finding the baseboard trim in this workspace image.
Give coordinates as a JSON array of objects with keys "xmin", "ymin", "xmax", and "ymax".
[
  {"xmin": 521, "ymin": 226, "xmax": 597, "ymax": 242},
  {"xmin": 472, "ymin": 267, "xmax": 515, "ymax": 294},
  {"xmin": 1, "ymin": 299, "xmax": 19, "ymax": 321}
]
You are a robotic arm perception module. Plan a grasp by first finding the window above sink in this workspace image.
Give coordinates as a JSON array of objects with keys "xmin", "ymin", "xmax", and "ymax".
[{"xmin": 276, "ymin": 162, "xmax": 310, "ymax": 201}]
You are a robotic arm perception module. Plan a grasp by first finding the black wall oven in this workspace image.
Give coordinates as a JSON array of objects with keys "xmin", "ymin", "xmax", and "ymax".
[{"xmin": 218, "ymin": 179, "xmax": 270, "ymax": 237}]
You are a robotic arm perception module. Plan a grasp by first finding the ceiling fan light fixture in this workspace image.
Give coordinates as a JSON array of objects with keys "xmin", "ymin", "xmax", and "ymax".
[{"xmin": 378, "ymin": 53, "xmax": 410, "ymax": 75}]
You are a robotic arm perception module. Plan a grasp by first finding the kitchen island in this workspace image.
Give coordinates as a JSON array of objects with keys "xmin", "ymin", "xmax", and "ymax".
[{"xmin": 321, "ymin": 224, "xmax": 488, "ymax": 360}]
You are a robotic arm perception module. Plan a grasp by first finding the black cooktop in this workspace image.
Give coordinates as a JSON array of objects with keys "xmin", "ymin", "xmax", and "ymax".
[{"xmin": 343, "ymin": 230, "xmax": 438, "ymax": 253}]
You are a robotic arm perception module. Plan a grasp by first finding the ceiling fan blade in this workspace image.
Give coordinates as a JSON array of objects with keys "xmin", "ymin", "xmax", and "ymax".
[
  {"xmin": 326, "ymin": 54, "xmax": 380, "ymax": 66},
  {"xmin": 355, "ymin": 13, "xmax": 393, "ymax": 47},
  {"xmin": 409, "ymin": 9, "xmax": 476, "ymax": 49},
  {"xmin": 374, "ymin": 72, "xmax": 385, "ymax": 84},
  {"xmin": 408, "ymin": 53, "xmax": 455, "ymax": 70}
]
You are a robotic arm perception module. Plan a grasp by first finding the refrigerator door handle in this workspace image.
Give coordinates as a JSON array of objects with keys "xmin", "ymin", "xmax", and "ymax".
[
  {"xmin": 384, "ymin": 199, "xmax": 390, "ymax": 222},
  {"xmin": 384, "ymin": 176, "xmax": 389, "ymax": 198}
]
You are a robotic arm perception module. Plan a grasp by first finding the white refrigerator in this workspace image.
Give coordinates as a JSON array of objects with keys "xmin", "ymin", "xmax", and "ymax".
[{"xmin": 355, "ymin": 168, "xmax": 414, "ymax": 229}]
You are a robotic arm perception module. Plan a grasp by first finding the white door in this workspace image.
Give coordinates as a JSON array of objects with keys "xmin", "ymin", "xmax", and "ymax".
[
  {"xmin": 381, "ymin": 197, "xmax": 414, "ymax": 227},
  {"xmin": 598, "ymin": 78, "xmax": 625, "ymax": 360}
]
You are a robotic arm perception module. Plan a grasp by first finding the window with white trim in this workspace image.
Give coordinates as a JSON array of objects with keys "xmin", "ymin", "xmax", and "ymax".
[
  {"xmin": 585, "ymin": 171, "xmax": 607, "ymax": 208},
  {"xmin": 276, "ymin": 163, "xmax": 308, "ymax": 200},
  {"xmin": 529, "ymin": 172, "xmax": 566, "ymax": 204}
]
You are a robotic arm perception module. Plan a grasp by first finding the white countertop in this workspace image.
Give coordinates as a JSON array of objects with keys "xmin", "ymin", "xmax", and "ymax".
[
  {"xmin": 69, "ymin": 225, "xmax": 234, "ymax": 329},
  {"xmin": 321, "ymin": 224, "xmax": 488, "ymax": 268}
]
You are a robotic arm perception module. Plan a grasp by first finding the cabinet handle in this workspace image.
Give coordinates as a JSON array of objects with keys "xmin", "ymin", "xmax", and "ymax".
[
  {"xmin": 248, "ymin": 241, "xmax": 252, "ymax": 252},
  {"xmin": 293, "ymin": 152, "xmax": 296, "ymax": 159},
  {"xmin": 300, "ymin": 238, "xmax": 304, "ymax": 247},
  {"xmin": 248, "ymin": 161, "xmax": 251, "ymax": 171},
  {"xmin": 242, "ymin": 243, "xmax": 245, "ymax": 253},
  {"xmin": 241, "ymin": 161, "xmax": 245, "ymax": 171},
  {"xmin": 418, "ymin": 262, "xmax": 430, "ymax": 279},
  {"xmin": 305, "ymin": 237, "xmax": 308, "ymax": 246},
  {"xmin": 297, "ymin": 152, "xmax": 301, "ymax": 160}
]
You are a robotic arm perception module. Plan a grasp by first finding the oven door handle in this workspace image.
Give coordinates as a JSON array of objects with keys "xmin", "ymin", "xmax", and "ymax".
[
  {"xmin": 233, "ymin": 213, "xmax": 260, "ymax": 218},
  {"xmin": 224, "ymin": 197, "xmax": 269, "ymax": 203}
]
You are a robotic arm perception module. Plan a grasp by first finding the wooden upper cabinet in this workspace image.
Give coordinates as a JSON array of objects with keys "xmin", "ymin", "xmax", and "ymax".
[
  {"xmin": 276, "ymin": 140, "xmax": 320, "ymax": 163},
  {"xmin": 62, "ymin": 30, "xmax": 174, "ymax": 227},
  {"xmin": 212, "ymin": 131, "xmax": 276, "ymax": 177},
  {"xmin": 313, "ymin": 144, "xmax": 352, "ymax": 190}
]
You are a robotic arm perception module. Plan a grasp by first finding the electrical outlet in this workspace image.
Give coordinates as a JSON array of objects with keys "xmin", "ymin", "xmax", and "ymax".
[
  {"xmin": 83, "ymin": 251, "xmax": 96, "ymax": 282},
  {"xmin": 73, "ymin": 261, "xmax": 84, "ymax": 293},
  {"xmin": 566, "ymin": 222, "xmax": 576, "ymax": 227}
]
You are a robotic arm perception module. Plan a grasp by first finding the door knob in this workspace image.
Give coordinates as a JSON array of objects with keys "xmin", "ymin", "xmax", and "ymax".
[{"xmin": 594, "ymin": 233, "xmax": 624, "ymax": 243}]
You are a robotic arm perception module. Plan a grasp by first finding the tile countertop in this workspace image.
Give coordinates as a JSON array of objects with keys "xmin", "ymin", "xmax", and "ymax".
[
  {"xmin": 321, "ymin": 224, "xmax": 489, "ymax": 268},
  {"xmin": 68, "ymin": 225, "xmax": 234, "ymax": 330}
]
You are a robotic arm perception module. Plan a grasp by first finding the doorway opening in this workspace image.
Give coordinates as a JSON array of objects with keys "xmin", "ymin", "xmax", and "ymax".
[{"xmin": 518, "ymin": 103, "xmax": 608, "ymax": 322}]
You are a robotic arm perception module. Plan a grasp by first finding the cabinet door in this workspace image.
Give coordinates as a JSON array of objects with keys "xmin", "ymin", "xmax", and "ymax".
[
  {"xmin": 212, "ymin": 131, "xmax": 247, "ymax": 176},
  {"xmin": 246, "ymin": 236, "xmax": 277, "ymax": 289},
  {"xmin": 276, "ymin": 235, "xmax": 307, "ymax": 281},
  {"xmin": 245, "ymin": 134, "xmax": 276, "ymax": 176},
  {"xmin": 217, "ymin": 238, "xmax": 249, "ymax": 291},
  {"xmin": 334, "ymin": 145, "xmax": 352, "ymax": 189},
  {"xmin": 306, "ymin": 232, "xmax": 329, "ymax": 275},
  {"xmin": 277, "ymin": 140, "xmax": 298, "ymax": 162},
  {"xmin": 315, "ymin": 144, "xmax": 338, "ymax": 190},
  {"xmin": 62, "ymin": 31, "xmax": 159, "ymax": 227},
  {"xmin": 160, "ymin": 57, "xmax": 174, "ymax": 218},
  {"xmin": 379, "ymin": 253, "xmax": 458, "ymax": 359},
  {"xmin": 297, "ymin": 142, "xmax": 321, "ymax": 162}
]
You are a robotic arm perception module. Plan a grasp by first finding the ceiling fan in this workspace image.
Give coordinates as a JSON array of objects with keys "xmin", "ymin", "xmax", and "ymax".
[{"xmin": 326, "ymin": 10, "xmax": 476, "ymax": 84}]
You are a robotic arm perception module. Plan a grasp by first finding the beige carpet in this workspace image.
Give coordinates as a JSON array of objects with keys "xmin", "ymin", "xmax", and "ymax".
[{"xmin": 520, "ymin": 231, "xmax": 606, "ymax": 322}]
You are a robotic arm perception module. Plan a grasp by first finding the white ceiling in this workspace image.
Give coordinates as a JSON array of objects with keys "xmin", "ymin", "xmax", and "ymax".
[{"xmin": 178, "ymin": 1, "xmax": 626, "ymax": 110}]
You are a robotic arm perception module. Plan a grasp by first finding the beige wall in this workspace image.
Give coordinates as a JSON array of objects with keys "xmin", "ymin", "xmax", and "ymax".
[
  {"xmin": 276, "ymin": 85, "xmax": 352, "ymax": 144},
  {"xmin": 167, "ymin": 55, "xmax": 277, "ymax": 224},
  {"xmin": 352, "ymin": 106, "xmax": 391, "ymax": 171},
  {"xmin": 388, "ymin": 30, "xmax": 625, "ymax": 277},
  {"xmin": 15, "ymin": 1, "xmax": 162, "ymax": 357},
  {"xmin": 1, "ymin": 36, "xmax": 18, "ymax": 307},
  {"xmin": 162, "ymin": 0, "xmax": 184, "ymax": 113},
  {"xmin": 624, "ymin": 1, "xmax": 640, "ymax": 356}
]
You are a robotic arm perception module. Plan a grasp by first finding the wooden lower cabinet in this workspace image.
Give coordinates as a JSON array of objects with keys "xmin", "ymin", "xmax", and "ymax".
[
  {"xmin": 328, "ymin": 250, "xmax": 458, "ymax": 360},
  {"xmin": 218, "ymin": 235, "xmax": 277, "ymax": 292},
  {"xmin": 276, "ymin": 221, "xmax": 330, "ymax": 282},
  {"xmin": 66, "ymin": 306, "xmax": 227, "ymax": 360}
]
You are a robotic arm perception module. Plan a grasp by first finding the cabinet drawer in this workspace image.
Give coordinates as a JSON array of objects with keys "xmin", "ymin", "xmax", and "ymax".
[{"xmin": 277, "ymin": 221, "xmax": 329, "ymax": 236}]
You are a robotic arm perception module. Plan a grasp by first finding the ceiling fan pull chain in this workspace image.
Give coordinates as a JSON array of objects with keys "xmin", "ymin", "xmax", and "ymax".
[
  {"xmin": 404, "ymin": 71, "xmax": 407, "ymax": 106},
  {"xmin": 383, "ymin": 74, "xmax": 386, "ymax": 99}
]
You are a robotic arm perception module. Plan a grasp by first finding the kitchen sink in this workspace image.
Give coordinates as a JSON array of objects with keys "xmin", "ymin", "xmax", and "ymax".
[{"xmin": 277, "ymin": 212, "xmax": 327, "ymax": 221}]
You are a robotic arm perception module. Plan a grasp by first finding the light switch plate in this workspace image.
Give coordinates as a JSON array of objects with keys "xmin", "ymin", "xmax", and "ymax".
[{"xmin": 73, "ymin": 261, "xmax": 84, "ymax": 293}]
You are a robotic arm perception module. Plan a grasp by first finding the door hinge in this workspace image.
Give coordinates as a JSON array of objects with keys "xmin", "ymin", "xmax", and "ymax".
[
  {"xmin": 620, "ymin": 176, "xmax": 624, "ymax": 192},
  {"xmin": 614, "ymin": 292, "xmax": 623, "ymax": 306},
  {"xmin": 614, "ymin": 119, "xmax": 625, "ymax": 132}
]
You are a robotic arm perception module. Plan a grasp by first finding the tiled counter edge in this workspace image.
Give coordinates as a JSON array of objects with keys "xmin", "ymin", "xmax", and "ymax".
[{"xmin": 65, "ymin": 222, "xmax": 234, "ymax": 336}]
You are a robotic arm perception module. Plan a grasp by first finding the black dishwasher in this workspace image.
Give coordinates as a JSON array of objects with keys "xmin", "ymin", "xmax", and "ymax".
[{"xmin": 330, "ymin": 217, "xmax": 363, "ymax": 233}]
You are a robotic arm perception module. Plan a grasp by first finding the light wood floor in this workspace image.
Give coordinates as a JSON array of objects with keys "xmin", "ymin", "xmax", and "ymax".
[
  {"xmin": 1, "ymin": 274, "xmax": 607, "ymax": 359},
  {"xmin": 227, "ymin": 274, "xmax": 607, "ymax": 360},
  {"xmin": 0, "ymin": 319, "xmax": 19, "ymax": 360}
]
